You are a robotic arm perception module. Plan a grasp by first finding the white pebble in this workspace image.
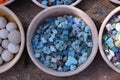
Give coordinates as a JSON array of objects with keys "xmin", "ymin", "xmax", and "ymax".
[
  {"xmin": 0, "ymin": 17, "xmax": 7, "ymax": 29},
  {"xmin": 1, "ymin": 50, "xmax": 13, "ymax": 62},
  {"xmin": 0, "ymin": 57, "xmax": 3, "ymax": 65},
  {"xmin": 106, "ymin": 23, "xmax": 113, "ymax": 31},
  {"xmin": 109, "ymin": 50, "xmax": 115, "ymax": 57},
  {"xmin": 2, "ymin": 39, "xmax": 10, "ymax": 49},
  {"xmin": 0, "ymin": 46, "xmax": 3, "ymax": 54},
  {"xmin": 8, "ymin": 43, "xmax": 20, "ymax": 54},
  {"xmin": 107, "ymin": 54, "xmax": 113, "ymax": 61},
  {"xmin": 0, "ymin": 29, "xmax": 9, "ymax": 39},
  {"xmin": 8, "ymin": 30, "xmax": 21, "ymax": 44},
  {"xmin": 6, "ymin": 22, "xmax": 17, "ymax": 32},
  {"xmin": 115, "ymin": 23, "xmax": 120, "ymax": 31}
]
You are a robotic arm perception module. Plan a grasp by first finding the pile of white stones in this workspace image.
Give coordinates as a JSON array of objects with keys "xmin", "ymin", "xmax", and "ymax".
[{"xmin": 0, "ymin": 16, "xmax": 21, "ymax": 65}]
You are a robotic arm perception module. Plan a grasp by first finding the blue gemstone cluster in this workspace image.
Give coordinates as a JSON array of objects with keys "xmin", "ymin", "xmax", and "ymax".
[
  {"xmin": 32, "ymin": 15, "xmax": 93, "ymax": 72},
  {"xmin": 37, "ymin": 0, "xmax": 76, "ymax": 7}
]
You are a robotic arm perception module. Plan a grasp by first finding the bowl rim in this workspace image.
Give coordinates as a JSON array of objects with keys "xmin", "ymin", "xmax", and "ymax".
[
  {"xmin": 1, "ymin": 0, "xmax": 15, "ymax": 6},
  {"xmin": 99, "ymin": 6, "xmax": 120, "ymax": 73},
  {"xmin": 32, "ymin": 0, "xmax": 82, "ymax": 8},
  {"xmin": 0, "ymin": 5, "xmax": 25, "ymax": 73},
  {"xmin": 109, "ymin": 0, "xmax": 120, "ymax": 4},
  {"xmin": 27, "ymin": 5, "xmax": 98, "ymax": 77}
]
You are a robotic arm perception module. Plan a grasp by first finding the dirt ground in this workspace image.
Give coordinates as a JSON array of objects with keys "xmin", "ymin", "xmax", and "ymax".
[{"xmin": 0, "ymin": 0, "xmax": 120, "ymax": 80}]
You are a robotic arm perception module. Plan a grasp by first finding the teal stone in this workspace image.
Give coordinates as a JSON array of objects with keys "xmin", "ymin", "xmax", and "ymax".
[
  {"xmin": 43, "ymin": 47, "xmax": 51, "ymax": 55},
  {"xmin": 44, "ymin": 60, "xmax": 50, "ymax": 67},
  {"xmin": 50, "ymin": 63, "xmax": 57, "ymax": 70},
  {"xmin": 85, "ymin": 26, "xmax": 90, "ymax": 33},
  {"xmin": 63, "ymin": 66, "xmax": 70, "ymax": 71},
  {"xmin": 70, "ymin": 65, "xmax": 77, "ymax": 71},
  {"xmin": 79, "ymin": 56, "xmax": 87, "ymax": 64},
  {"xmin": 83, "ymin": 32, "xmax": 88, "ymax": 42},
  {"xmin": 41, "ymin": 37, "xmax": 47, "ymax": 44},
  {"xmin": 68, "ymin": 50, "xmax": 75, "ymax": 57},
  {"xmin": 65, "ymin": 56, "xmax": 77, "ymax": 66},
  {"xmin": 87, "ymin": 47, "xmax": 92, "ymax": 56},
  {"xmin": 34, "ymin": 53, "xmax": 40, "ymax": 58}
]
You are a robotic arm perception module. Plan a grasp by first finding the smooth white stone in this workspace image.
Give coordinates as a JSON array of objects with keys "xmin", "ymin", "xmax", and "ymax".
[
  {"xmin": 1, "ymin": 50, "xmax": 13, "ymax": 62},
  {"xmin": 6, "ymin": 22, "xmax": 17, "ymax": 32},
  {"xmin": 8, "ymin": 30, "xmax": 21, "ymax": 44},
  {"xmin": 2, "ymin": 39, "xmax": 10, "ymax": 49},
  {"xmin": 0, "ymin": 29, "xmax": 9, "ymax": 39},
  {"xmin": 109, "ymin": 50, "xmax": 115, "ymax": 57},
  {"xmin": 0, "ymin": 17, "xmax": 7, "ymax": 29},
  {"xmin": 106, "ymin": 23, "xmax": 113, "ymax": 31},
  {"xmin": 8, "ymin": 43, "xmax": 20, "ymax": 54}
]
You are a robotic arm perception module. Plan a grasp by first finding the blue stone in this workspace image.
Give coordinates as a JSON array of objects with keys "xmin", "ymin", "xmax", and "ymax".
[
  {"xmin": 85, "ymin": 26, "xmax": 90, "ymax": 33},
  {"xmin": 68, "ymin": 50, "xmax": 75, "ymax": 57},
  {"xmin": 36, "ymin": 42, "xmax": 44, "ymax": 49},
  {"xmin": 63, "ymin": 66, "xmax": 70, "ymax": 72},
  {"xmin": 40, "ymin": 57, "xmax": 45, "ymax": 63},
  {"xmin": 43, "ymin": 60, "xmax": 50, "ymax": 67},
  {"xmin": 111, "ymin": 47, "xmax": 118, "ymax": 52},
  {"xmin": 41, "ymin": 37, "xmax": 47, "ymax": 44},
  {"xmin": 87, "ymin": 47, "xmax": 92, "ymax": 56},
  {"xmin": 56, "ymin": 55, "xmax": 62, "ymax": 60},
  {"xmin": 112, "ymin": 30, "xmax": 117, "ymax": 35},
  {"xmin": 81, "ymin": 49, "xmax": 86, "ymax": 54},
  {"xmin": 34, "ymin": 53, "xmax": 40, "ymax": 58},
  {"xmin": 70, "ymin": 65, "xmax": 77, "ymax": 71},
  {"xmin": 41, "ymin": 0, "xmax": 48, "ymax": 6},
  {"xmin": 63, "ymin": 51, "xmax": 68, "ymax": 56},
  {"xmin": 82, "ymin": 32, "xmax": 88, "ymax": 42},
  {"xmin": 43, "ymin": 47, "xmax": 51, "ymax": 55},
  {"xmin": 50, "ymin": 63, "xmax": 57, "ymax": 70},
  {"xmin": 105, "ymin": 38, "xmax": 113, "ymax": 45},
  {"xmin": 79, "ymin": 56, "xmax": 87, "ymax": 64},
  {"xmin": 65, "ymin": 56, "xmax": 77, "ymax": 66}
]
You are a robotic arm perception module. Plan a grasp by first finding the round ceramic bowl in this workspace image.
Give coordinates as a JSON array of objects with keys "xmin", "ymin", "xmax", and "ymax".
[
  {"xmin": 109, "ymin": 0, "xmax": 120, "ymax": 4},
  {"xmin": 27, "ymin": 5, "xmax": 98, "ymax": 77},
  {"xmin": 1, "ymin": 0, "xmax": 15, "ymax": 6},
  {"xmin": 0, "ymin": 5, "xmax": 25, "ymax": 73},
  {"xmin": 32, "ymin": 0, "xmax": 82, "ymax": 8},
  {"xmin": 99, "ymin": 6, "xmax": 120, "ymax": 73}
]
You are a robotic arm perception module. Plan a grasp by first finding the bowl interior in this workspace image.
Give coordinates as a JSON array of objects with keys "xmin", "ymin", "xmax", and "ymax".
[
  {"xmin": 0, "ymin": 5, "xmax": 25, "ymax": 73},
  {"xmin": 99, "ymin": 6, "xmax": 120, "ymax": 73},
  {"xmin": 27, "ymin": 6, "xmax": 98, "ymax": 77}
]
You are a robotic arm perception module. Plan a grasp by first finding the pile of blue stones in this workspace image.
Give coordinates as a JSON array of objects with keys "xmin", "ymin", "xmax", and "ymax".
[
  {"xmin": 37, "ymin": 0, "xmax": 77, "ymax": 6},
  {"xmin": 32, "ymin": 15, "xmax": 93, "ymax": 72},
  {"xmin": 103, "ymin": 13, "xmax": 120, "ymax": 69}
]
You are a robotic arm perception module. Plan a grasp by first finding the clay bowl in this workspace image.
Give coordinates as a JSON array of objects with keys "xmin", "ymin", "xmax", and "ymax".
[
  {"xmin": 1, "ymin": 0, "xmax": 15, "ymax": 6},
  {"xmin": 27, "ymin": 5, "xmax": 98, "ymax": 77},
  {"xmin": 32, "ymin": 0, "xmax": 82, "ymax": 8},
  {"xmin": 99, "ymin": 6, "xmax": 120, "ymax": 73},
  {"xmin": 109, "ymin": 0, "xmax": 120, "ymax": 4},
  {"xmin": 0, "ymin": 5, "xmax": 25, "ymax": 73}
]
